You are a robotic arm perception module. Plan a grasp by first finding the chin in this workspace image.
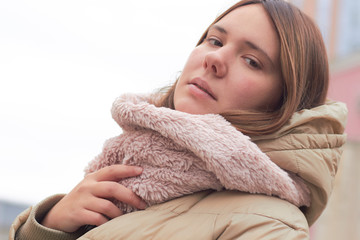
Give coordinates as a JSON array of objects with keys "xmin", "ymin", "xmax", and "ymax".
[
  {"xmin": 174, "ymin": 102, "xmax": 213, "ymax": 115},
  {"xmin": 175, "ymin": 106, "xmax": 199, "ymax": 114},
  {"xmin": 174, "ymin": 102, "xmax": 197, "ymax": 114}
]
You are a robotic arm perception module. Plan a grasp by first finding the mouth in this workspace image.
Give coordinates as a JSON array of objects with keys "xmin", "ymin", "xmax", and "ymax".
[{"xmin": 189, "ymin": 78, "xmax": 217, "ymax": 101}]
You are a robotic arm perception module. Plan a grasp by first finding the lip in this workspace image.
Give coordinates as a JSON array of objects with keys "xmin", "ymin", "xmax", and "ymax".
[{"xmin": 188, "ymin": 78, "xmax": 217, "ymax": 100}]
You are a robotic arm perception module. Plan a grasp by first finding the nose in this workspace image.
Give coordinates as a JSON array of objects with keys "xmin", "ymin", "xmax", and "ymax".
[{"xmin": 203, "ymin": 51, "xmax": 227, "ymax": 78}]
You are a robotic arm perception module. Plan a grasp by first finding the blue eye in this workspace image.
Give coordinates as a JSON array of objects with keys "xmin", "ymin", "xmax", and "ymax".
[
  {"xmin": 244, "ymin": 57, "xmax": 261, "ymax": 69},
  {"xmin": 207, "ymin": 37, "xmax": 223, "ymax": 47}
]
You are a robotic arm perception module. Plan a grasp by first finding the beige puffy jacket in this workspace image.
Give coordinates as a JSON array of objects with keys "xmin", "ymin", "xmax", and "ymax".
[{"xmin": 10, "ymin": 101, "xmax": 347, "ymax": 240}]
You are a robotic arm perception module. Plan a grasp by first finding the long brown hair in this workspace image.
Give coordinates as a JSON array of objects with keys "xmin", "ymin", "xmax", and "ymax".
[{"xmin": 158, "ymin": 0, "xmax": 329, "ymax": 136}]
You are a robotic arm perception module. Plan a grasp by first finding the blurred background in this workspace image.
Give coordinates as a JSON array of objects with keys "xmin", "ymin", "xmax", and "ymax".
[{"xmin": 1, "ymin": 0, "xmax": 359, "ymax": 239}]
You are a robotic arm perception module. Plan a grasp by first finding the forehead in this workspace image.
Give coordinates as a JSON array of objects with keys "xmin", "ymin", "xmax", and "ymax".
[{"xmin": 213, "ymin": 4, "xmax": 280, "ymax": 61}]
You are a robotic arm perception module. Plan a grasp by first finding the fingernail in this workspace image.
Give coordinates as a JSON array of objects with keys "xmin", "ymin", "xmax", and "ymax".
[
  {"xmin": 134, "ymin": 167, "xmax": 143, "ymax": 174},
  {"xmin": 139, "ymin": 201, "xmax": 147, "ymax": 209}
]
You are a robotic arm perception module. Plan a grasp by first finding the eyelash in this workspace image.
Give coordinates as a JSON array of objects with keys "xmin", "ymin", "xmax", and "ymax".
[
  {"xmin": 244, "ymin": 57, "xmax": 261, "ymax": 69},
  {"xmin": 206, "ymin": 37, "xmax": 223, "ymax": 47},
  {"xmin": 206, "ymin": 36, "xmax": 262, "ymax": 70}
]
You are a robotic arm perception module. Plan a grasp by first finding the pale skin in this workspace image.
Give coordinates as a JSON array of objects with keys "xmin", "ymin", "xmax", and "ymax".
[
  {"xmin": 42, "ymin": 4, "xmax": 282, "ymax": 233},
  {"xmin": 174, "ymin": 4, "xmax": 282, "ymax": 114}
]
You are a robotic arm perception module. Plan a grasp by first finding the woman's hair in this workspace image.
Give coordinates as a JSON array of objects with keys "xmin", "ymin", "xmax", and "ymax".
[{"xmin": 157, "ymin": 0, "xmax": 329, "ymax": 136}]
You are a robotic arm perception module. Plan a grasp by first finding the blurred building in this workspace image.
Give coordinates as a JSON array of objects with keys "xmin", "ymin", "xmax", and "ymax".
[{"xmin": 288, "ymin": 0, "xmax": 360, "ymax": 239}]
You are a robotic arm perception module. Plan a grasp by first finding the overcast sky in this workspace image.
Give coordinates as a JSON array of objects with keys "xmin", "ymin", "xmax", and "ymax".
[{"xmin": 0, "ymin": 0, "xmax": 240, "ymax": 205}]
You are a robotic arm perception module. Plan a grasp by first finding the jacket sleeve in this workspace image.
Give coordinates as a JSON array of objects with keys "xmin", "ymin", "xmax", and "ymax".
[{"xmin": 9, "ymin": 194, "xmax": 86, "ymax": 240}]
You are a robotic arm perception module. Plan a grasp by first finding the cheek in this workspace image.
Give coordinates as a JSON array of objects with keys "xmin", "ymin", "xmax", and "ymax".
[
  {"xmin": 223, "ymin": 78, "xmax": 254, "ymax": 110},
  {"xmin": 232, "ymin": 77, "xmax": 257, "ymax": 98},
  {"xmin": 182, "ymin": 47, "xmax": 204, "ymax": 73},
  {"xmin": 175, "ymin": 48, "xmax": 204, "ymax": 96},
  {"xmin": 228, "ymin": 77, "xmax": 280, "ymax": 110}
]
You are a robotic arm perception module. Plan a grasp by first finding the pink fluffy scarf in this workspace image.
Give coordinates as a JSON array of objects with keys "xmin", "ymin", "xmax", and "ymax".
[{"xmin": 85, "ymin": 93, "xmax": 310, "ymax": 213}]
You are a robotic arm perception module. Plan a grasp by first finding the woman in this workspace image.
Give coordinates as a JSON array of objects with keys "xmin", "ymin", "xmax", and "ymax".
[{"xmin": 10, "ymin": 0, "xmax": 347, "ymax": 239}]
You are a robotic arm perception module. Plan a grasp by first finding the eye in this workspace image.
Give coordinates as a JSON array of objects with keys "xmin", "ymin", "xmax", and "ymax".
[
  {"xmin": 244, "ymin": 57, "xmax": 261, "ymax": 69},
  {"xmin": 207, "ymin": 37, "xmax": 223, "ymax": 47}
]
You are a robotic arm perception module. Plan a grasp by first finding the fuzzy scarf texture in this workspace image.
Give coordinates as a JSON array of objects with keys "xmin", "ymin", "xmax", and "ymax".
[{"xmin": 85, "ymin": 94, "xmax": 311, "ymax": 213}]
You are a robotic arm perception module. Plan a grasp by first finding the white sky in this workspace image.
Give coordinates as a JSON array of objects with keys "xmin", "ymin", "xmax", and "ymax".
[{"xmin": 0, "ymin": 0, "xmax": 239, "ymax": 205}]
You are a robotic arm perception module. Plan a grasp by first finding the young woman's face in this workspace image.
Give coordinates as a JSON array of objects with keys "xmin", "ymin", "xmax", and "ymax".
[{"xmin": 174, "ymin": 4, "xmax": 282, "ymax": 114}]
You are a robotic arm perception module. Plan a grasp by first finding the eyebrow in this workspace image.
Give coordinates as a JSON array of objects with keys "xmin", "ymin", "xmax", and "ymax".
[
  {"xmin": 210, "ymin": 25, "xmax": 227, "ymax": 34},
  {"xmin": 244, "ymin": 41, "xmax": 275, "ymax": 68},
  {"xmin": 209, "ymin": 25, "xmax": 276, "ymax": 68}
]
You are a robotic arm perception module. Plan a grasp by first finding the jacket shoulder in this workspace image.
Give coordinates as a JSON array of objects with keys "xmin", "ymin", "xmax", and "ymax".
[
  {"xmin": 81, "ymin": 191, "xmax": 309, "ymax": 240},
  {"xmin": 198, "ymin": 191, "xmax": 309, "ymax": 239},
  {"xmin": 252, "ymin": 101, "xmax": 347, "ymax": 225}
]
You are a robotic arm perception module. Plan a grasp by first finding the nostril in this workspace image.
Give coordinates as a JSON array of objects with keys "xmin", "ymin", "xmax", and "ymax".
[{"xmin": 212, "ymin": 65, "xmax": 217, "ymax": 73}]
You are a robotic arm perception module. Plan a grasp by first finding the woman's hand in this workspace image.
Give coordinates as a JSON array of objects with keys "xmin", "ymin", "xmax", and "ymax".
[{"xmin": 41, "ymin": 165, "xmax": 147, "ymax": 233}]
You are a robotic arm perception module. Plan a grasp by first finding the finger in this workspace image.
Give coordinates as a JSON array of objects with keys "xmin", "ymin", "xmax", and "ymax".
[
  {"xmin": 85, "ymin": 197, "xmax": 123, "ymax": 220},
  {"xmin": 92, "ymin": 181, "xmax": 147, "ymax": 210},
  {"xmin": 80, "ymin": 209, "xmax": 110, "ymax": 227},
  {"xmin": 91, "ymin": 165, "xmax": 143, "ymax": 182},
  {"xmin": 53, "ymin": 209, "xmax": 110, "ymax": 232}
]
